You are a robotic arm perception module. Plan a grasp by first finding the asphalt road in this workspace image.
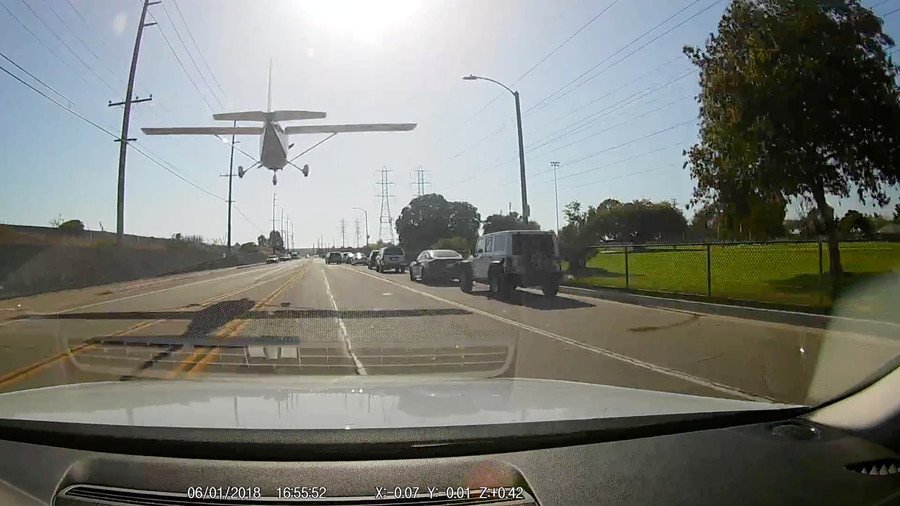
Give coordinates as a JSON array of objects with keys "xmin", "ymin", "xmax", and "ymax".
[{"xmin": 1, "ymin": 259, "xmax": 897, "ymax": 404}]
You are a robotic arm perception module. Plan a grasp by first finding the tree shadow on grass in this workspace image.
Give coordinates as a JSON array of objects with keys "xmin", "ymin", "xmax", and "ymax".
[{"xmin": 766, "ymin": 271, "xmax": 900, "ymax": 320}]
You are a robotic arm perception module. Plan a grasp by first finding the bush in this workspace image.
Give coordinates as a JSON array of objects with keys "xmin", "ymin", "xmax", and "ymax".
[
  {"xmin": 239, "ymin": 242, "xmax": 259, "ymax": 253},
  {"xmin": 58, "ymin": 220, "xmax": 85, "ymax": 235}
]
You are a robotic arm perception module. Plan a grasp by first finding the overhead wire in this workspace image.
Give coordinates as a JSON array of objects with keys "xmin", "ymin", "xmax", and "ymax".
[
  {"xmin": 16, "ymin": 0, "xmax": 119, "ymax": 94},
  {"xmin": 527, "ymin": 0, "xmax": 718, "ymax": 115},
  {"xmin": 448, "ymin": 0, "xmax": 624, "ymax": 143},
  {"xmin": 159, "ymin": 0, "xmax": 223, "ymax": 108},
  {"xmin": 170, "ymin": 0, "xmax": 228, "ymax": 99},
  {"xmin": 0, "ymin": 49, "xmax": 72, "ymax": 104},
  {"xmin": 146, "ymin": 9, "xmax": 217, "ymax": 113},
  {"xmin": 0, "ymin": 57, "xmax": 226, "ymax": 202}
]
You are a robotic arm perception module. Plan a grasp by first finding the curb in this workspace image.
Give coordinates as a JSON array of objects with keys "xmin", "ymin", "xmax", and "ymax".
[{"xmin": 559, "ymin": 284, "xmax": 900, "ymax": 338}]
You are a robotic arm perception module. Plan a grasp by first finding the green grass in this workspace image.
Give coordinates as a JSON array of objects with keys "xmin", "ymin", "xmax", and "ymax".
[{"xmin": 572, "ymin": 242, "xmax": 900, "ymax": 317}]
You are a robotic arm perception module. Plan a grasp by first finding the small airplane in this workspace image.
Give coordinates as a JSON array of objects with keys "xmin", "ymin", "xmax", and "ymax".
[{"xmin": 141, "ymin": 66, "xmax": 415, "ymax": 185}]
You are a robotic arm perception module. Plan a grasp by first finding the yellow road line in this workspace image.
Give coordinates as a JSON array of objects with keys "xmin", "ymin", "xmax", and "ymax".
[
  {"xmin": 0, "ymin": 263, "xmax": 302, "ymax": 388},
  {"xmin": 0, "ymin": 319, "xmax": 162, "ymax": 389},
  {"xmin": 178, "ymin": 263, "xmax": 312, "ymax": 378}
]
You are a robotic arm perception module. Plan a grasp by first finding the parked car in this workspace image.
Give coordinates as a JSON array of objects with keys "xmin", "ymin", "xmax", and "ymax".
[
  {"xmin": 352, "ymin": 252, "xmax": 368, "ymax": 265},
  {"xmin": 376, "ymin": 246, "xmax": 406, "ymax": 273},
  {"xmin": 409, "ymin": 249, "xmax": 463, "ymax": 283},
  {"xmin": 458, "ymin": 230, "xmax": 561, "ymax": 299},
  {"xmin": 367, "ymin": 250, "xmax": 380, "ymax": 269},
  {"xmin": 325, "ymin": 252, "xmax": 343, "ymax": 265},
  {"xmin": 266, "ymin": 254, "xmax": 279, "ymax": 264}
]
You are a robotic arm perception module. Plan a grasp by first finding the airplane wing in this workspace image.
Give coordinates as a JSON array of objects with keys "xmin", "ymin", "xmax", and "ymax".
[
  {"xmin": 141, "ymin": 126, "xmax": 264, "ymax": 136},
  {"xmin": 284, "ymin": 123, "xmax": 416, "ymax": 134}
]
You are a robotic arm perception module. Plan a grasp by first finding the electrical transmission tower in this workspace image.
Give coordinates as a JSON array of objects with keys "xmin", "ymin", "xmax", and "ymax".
[
  {"xmin": 339, "ymin": 218, "xmax": 348, "ymax": 248},
  {"xmin": 354, "ymin": 219, "xmax": 361, "ymax": 248},
  {"xmin": 410, "ymin": 166, "xmax": 430, "ymax": 198},
  {"xmin": 375, "ymin": 168, "xmax": 396, "ymax": 244}
]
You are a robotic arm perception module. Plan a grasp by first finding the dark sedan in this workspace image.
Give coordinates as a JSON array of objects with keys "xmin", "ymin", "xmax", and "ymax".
[{"xmin": 408, "ymin": 249, "xmax": 463, "ymax": 283}]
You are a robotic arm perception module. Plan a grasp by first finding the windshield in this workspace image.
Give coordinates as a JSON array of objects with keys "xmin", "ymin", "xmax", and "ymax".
[{"xmin": 0, "ymin": 0, "xmax": 898, "ymax": 429}]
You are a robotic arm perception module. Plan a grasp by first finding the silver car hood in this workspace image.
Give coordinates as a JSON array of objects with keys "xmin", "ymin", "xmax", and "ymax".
[{"xmin": 0, "ymin": 378, "xmax": 793, "ymax": 430}]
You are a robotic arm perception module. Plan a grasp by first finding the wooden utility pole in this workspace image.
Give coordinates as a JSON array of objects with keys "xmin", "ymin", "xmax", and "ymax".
[{"xmin": 112, "ymin": 0, "xmax": 158, "ymax": 244}]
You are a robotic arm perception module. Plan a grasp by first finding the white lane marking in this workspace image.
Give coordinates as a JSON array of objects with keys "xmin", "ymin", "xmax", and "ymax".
[
  {"xmin": 349, "ymin": 268, "xmax": 772, "ymax": 402},
  {"xmin": 322, "ymin": 266, "xmax": 367, "ymax": 376}
]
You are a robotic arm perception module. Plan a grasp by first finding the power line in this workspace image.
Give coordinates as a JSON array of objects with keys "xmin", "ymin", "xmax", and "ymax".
[
  {"xmin": 42, "ymin": 0, "xmax": 125, "ymax": 88},
  {"xmin": 530, "ymin": 95, "xmax": 693, "ymax": 162},
  {"xmin": 170, "ymin": 0, "xmax": 227, "ymax": 99},
  {"xmin": 0, "ymin": 58, "xmax": 225, "ymax": 202},
  {"xmin": 147, "ymin": 9, "xmax": 217, "ymax": 112},
  {"xmin": 524, "ymin": 119, "xmax": 693, "ymax": 178},
  {"xmin": 884, "ymin": 6, "xmax": 900, "ymax": 16},
  {"xmin": 17, "ymin": 0, "xmax": 119, "ymax": 94},
  {"xmin": 512, "ymin": 0, "xmax": 623, "ymax": 86},
  {"xmin": 526, "ymin": 0, "xmax": 715, "ymax": 115},
  {"xmin": 232, "ymin": 205, "xmax": 263, "ymax": 234},
  {"xmin": 563, "ymin": 162, "xmax": 681, "ymax": 191},
  {"xmin": 159, "ymin": 1, "xmax": 223, "ymax": 108},
  {"xmin": 0, "ymin": 49, "xmax": 72, "ymax": 104},
  {"xmin": 449, "ymin": 0, "xmax": 623, "ymax": 135},
  {"xmin": 523, "ymin": 71, "xmax": 695, "ymax": 155},
  {"xmin": 539, "ymin": 142, "xmax": 686, "ymax": 185},
  {"xmin": 0, "ymin": 0, "xmax": 82, "ymax": 79}
]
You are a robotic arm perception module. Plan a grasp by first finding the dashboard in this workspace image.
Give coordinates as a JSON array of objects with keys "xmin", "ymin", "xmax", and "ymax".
[{"xmin": 0, "ymin": 414, "xmax": 898, "ymax": 505}]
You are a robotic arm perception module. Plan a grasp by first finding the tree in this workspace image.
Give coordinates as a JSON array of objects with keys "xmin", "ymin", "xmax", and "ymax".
[
  {"xmin": 839, "ymin": 210, "xmax": 873, "ymax": 238},
  {"xmin": 894, "ymin": 204, "xmax": 900, "ymax": 223},
  {"xmin": 684, "ymin": 0, "xmax": 900, "ymax": 276},
  {"xmin": 481, "ymin": 212, "xmax": 540, "ymax": 234},
  {"xmin": 431, "ymin": 236, "xmax": 472, "ymax": 255},
  {"xmin": 57, "ymin": 219, "xmax": 84, "ymax": 235},
  {"xmin": 257, "ymin": 235, "xmax": 267, "ymax": 247},
  {"xmin": 395, "ymin": 194, "xmax": 480, "ymax": 253},
  {"xmin": 268, "ymin": 230, "xmax": 284, "ymax": 251}
]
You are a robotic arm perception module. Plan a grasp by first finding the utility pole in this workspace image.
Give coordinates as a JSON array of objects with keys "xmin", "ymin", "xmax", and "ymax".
[
  {"xmin": 352, "ymin": 207, "xmax": 369, "ymax": 247},
  {"xmin": 219, "ymin": 122, "xmax": 238, "ymax": 253},
  {"xmin": 280, "ymin": 209, "xmax": 285, "ymax": 250},
  {"xmin": 112, "ymin": 0, "xmax": 158, "ymax": 245},
  {"xmin": 339, "ymin": 219, "xmax": 347, "ymax": 248},
  {"xmin": 410, "ymin": 166, "xmax": 430, "ymax": 198},
  {"xmin": 375, "ymin": 168, "xmax": 396, "ymax": 244},
  {"xmin": 551, "ymin": 161, "xmax": 560, "ymax": 233},
  {"xmin": 271, "ymin": 193, "xmax": 277, "ymax": 241},
  {"xmin": 354, "ymin": 218, "xmax": 361, "ymax": 248}
]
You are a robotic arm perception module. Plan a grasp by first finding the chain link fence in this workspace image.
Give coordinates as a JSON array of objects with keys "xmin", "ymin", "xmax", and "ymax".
[{"xmin": 568, "ymin": 240, "xmax": 900, "ymax": 314}]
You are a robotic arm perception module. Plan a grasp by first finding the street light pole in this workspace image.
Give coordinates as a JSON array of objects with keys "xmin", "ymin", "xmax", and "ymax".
[
  {"xmin": 463, "ymin": 74, "xmax": 529, "ymax": 222},
  {"xmin": 352, "ymin": 207, "xmax": 369, "ymax": 247},
  {"xmin": 551, "ymin": 161, "xmax": 560, "ymax": 233}
]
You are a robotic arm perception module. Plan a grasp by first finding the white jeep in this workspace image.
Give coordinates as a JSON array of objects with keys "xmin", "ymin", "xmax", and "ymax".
[{"xmin": 458, "ymin": 230, "xmax": 562, "ymax": 299}]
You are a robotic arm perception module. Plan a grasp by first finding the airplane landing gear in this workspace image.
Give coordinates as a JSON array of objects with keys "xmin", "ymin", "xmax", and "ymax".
[{"xmin": 272, "ymin": 173, "xmax": 277, "ymax": 185}]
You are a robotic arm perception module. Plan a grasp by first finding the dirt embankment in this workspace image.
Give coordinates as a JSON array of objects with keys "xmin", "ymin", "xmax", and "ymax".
[{"xmin": 0, "ymin": 224, "xmax": 267, "ymax": 299}]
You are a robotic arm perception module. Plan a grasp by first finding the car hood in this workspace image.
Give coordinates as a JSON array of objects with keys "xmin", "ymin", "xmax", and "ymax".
[{"xmin": 0, "ymin": 378, "xmax": 794, "ymax": 430}]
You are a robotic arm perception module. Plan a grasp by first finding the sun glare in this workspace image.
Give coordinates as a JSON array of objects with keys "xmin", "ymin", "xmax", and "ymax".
[{"xmin": 299, "ymin": 0, "xmax": 417, "ymax": 43}]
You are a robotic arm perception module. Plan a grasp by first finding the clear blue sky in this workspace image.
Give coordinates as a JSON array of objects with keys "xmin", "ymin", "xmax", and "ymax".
[{"xmin": 1, "ymin": 0, "xmax": 898, "ymax": 247}]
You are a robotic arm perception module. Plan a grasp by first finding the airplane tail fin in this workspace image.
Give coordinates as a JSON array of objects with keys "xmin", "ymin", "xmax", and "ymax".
[
  {"xmin": 267, "ymin": 59, "xmax": 273, "ymax": 113},
  {"xmin": 212, "ymin": 110, "xmax": 326, "ymax": 122}
]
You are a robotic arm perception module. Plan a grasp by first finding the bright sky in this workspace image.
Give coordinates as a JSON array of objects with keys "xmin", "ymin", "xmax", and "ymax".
[{"xmin": 1, "ymin": 0, "xmax": 898, "ymax": 247}]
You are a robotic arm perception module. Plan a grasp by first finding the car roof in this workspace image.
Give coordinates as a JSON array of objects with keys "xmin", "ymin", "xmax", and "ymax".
[{"xmin": 482, "ymin": 230, "xmax": 552, "ymax": 237}]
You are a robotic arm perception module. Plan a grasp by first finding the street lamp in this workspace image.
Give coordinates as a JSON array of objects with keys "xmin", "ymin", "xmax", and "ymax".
[
  {"xmin": 463, "ymin": 74, "xmax": 529, "ymax": 222},
  {"xmin": 352, "ymin": 207, "xmax": 369, "ymax": 247}
]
